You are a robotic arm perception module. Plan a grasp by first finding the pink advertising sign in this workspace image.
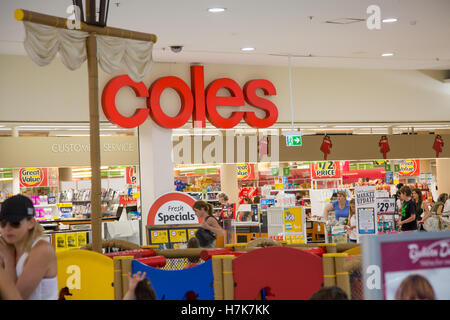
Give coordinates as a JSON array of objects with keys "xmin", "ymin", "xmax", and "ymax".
[{"xmin": 381, "ymin": 237, "xmax": 450, "ymax": 299}]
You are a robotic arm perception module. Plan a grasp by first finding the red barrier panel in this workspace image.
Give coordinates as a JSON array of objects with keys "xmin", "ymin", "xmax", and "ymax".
[
  {"xmin": 136, "ymin": 256, "xmax": 166, "ymax": 268},
  {"xmin": 105, "ymin": 249, "xmax": 156, "ymax": 259},
  {"xmin": 200, "ymin": 249, "xmax": 248, "ymax": 261},
  {"xmin": 302, "ymin": 247, "xmax": 326, "ymax": 257},
  {"xmin": 200, "ymin": 249, "xmax": 233, "ymax": 261},
  {"xmin": 230, "ymin": 251, "xmax": 247, "ymax": 258},
  {"xmin": 233, "ymin": 247, "xmax": 323, "ymax": 300}
]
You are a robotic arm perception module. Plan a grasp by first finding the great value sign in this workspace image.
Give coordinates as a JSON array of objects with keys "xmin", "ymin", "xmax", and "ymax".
[
  {"xmin": 310, "ymin": 161, "xmax": 341, "ymax": 179},
  {"xmin": 20, "ymin": 168, "xmax": 58, "ymax": 188},
  {"xmin": 237, "ymin": 163, "xmax": 255, "ymax": 180},
  {"xmin": 397, "ymin": 159, "xmax": 420, "ymax": 176},
  {"xmin": 147, "ymin": 192, "xmax": 199, "ymax": 225},
  {"xmin": 20, "ymin": 168, "xmax": 47, "ymax": 187},
  {"xmin": 102, "ymin": 65, "xmax": 278, "ymax": 129}
]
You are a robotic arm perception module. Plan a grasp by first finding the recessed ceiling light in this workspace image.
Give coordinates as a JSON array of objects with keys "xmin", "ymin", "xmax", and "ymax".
[
  {"xmin": 382, "ymin": 18, "xmax": 398, "ymax": 23},
  {"xmin": 241, "ymin": 47, "xmax": 255, "ymax": 52},
  {"xmin": 381, "ymin": 53, "xmax": 394, "ymax": 57},
  {"xmin": 208, "ymin": 8, "xmax": 226, "ymax": 13}
]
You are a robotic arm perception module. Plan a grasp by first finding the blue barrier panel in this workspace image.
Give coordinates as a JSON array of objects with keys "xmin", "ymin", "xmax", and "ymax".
[{"xmin": 132, "ymin": 259, "xmax": 215, "ymax": 300}]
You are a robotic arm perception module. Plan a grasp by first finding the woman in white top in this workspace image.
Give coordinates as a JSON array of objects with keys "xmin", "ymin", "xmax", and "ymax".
[
  {"xmin": 346, "ymin": 199, "xmax": 357, "ymax": 243},
  {"xmin": 0, "ymin": 195, "xmax": 58, "ymax": 300},
  {"xmin": 443, "ymin": 198, "xmax": 450, "ymax": 215}
]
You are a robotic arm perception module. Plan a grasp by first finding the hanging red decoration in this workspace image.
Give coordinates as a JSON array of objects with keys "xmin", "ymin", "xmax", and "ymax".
[
  {"xmin": 320, "ymin": 135, "xmax": 332, "ymax": 160},
  {"xmin": 379, "ymin": 135, "xmax": 390, "ymax": 159},
  {"xmin": 258, "ymin": 136, "xmax": 269, "ymax": 160},
  {"xmin": 432, "ymin": 135, "xmax": 444, "ymax": 157}
]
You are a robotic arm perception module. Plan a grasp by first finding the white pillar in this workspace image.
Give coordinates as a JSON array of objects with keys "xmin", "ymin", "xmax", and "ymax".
[
  {"xmin": 138, "ymin": 121, "xmax": 174, "ymax": 244},
  {"xmin": 12, "ymin": 169, "xmax": 20, "ymax": 195},
  {"xmin": 12, "ymin": 127, "xmax": 19, "ymax": 138},
  {"xmin": 436, "ymin": 158, "xmax": 450, "ymax": 195},
  {"xmin": 220, "ymin": 164, "xmax": 239, "ymax": 204}
]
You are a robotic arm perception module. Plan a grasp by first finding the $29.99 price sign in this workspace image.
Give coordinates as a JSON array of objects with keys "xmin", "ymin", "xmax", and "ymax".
[{"xmin": 376, "ymin": 198, "xmax": 396, "ymax": 215}]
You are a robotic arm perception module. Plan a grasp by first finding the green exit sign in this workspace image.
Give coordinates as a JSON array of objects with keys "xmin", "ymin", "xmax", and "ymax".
[{"xmin": 286, "ymin": 135, "xmax": 302, "ymax": 146}]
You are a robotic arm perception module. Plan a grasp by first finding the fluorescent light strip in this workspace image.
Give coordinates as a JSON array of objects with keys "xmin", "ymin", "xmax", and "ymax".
[
  {"xmin": 176, "ymin": 166, "xmax": 220, "ymax": 171},
  {"xmin": 334, "ymin": 125, "xmax": 389, "ymax": 128},
  {"xmin": 208, "ymin": 7, "xmax": 226, "ymax": 13},
  {"xmin": 72, "ymin": 168, "xmax": 91, "ymax": 172},
  {"xmin": 66, "ymin": 128, "xmax": 131, "ymax": 131},
  {"xmin": 53, "ymin": 134, "xmax": 114, "ymax": 136},
  {"xmin": 19, "ymin": 126, "xmax": 89, "ymax": 129}
]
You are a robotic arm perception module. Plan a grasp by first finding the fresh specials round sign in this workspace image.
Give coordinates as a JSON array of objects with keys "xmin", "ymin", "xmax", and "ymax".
[{"xmin": 147, "ymin": 192, "xmax": 200, "ymax": 225}]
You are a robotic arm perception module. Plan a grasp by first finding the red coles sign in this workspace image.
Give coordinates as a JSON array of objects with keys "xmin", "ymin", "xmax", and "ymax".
[{"xmin": 102, "ymin": 65, "xmax": 278, "ymax": 129}]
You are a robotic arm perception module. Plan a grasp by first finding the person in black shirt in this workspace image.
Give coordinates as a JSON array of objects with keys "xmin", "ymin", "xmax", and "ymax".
[
  {"xmin": 394, "ymin": 183, "xmax": 404, "ymax": 213},
  {"xmin": 397, "ymin": 186, "xmax": 417, "ymax": 231}
]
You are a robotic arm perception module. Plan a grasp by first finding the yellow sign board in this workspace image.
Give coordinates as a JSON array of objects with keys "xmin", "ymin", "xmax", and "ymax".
[
  {"xmin": 284, "ymin": 207, "xmax": 303, "ymax": 233},
  {"xmin": 187, "ymin": 229, "xmax": 198, "ymax": 239},
  {"xmin": 150, "ymin": 230, "xmax": 169, "ymax": 244},
  {"xmin": 55, "ymin": 233, "xmax": 67, "ymax": 251},
  {"xmin": 283, "ymin": 207, "xmax": 306, "ymax": 244},
  {"xmin": 169, "ymin": 229, "xmax": 188, "ymax": 243},
  {"xmin": 57, "ymin": 203, "xmax": 73, "ymax": 207},
  {"xmin": 66, "ymin": 233, "xmax": 77, "ymax": 249},
  {"xmin": 77, "ymin": 232, "xmax": 87, "ymax": 247}
]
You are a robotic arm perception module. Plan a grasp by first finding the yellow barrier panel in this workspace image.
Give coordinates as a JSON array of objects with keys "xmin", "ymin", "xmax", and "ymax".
[
  {"xmin": 343, "ymin": 245, "xmax": 361, "ymax": 256},
  {"xmin": 56, "ymin": 249, "xmax": 114, "ymax": 300}
]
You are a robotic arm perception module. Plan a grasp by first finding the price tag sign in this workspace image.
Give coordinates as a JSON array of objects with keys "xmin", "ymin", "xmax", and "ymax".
[{"xmin": 376, "ymin": 198, "xmax": 396, "ymax": 215}]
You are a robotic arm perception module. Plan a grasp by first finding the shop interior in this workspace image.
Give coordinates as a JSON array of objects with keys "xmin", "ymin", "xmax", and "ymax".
[
  {"xmin": 0, "ymin": 122, "xmax": 141, "ymax": 250},
  {"xmin": 0, "ymin": 121, "xmax": 447, "ymax": 249}
]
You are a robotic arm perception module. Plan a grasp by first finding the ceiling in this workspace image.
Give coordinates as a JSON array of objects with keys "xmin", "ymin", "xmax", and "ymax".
[
  {"xmin": 0, "ymin": 0, "xmax": 449, "ymax": 70},
  {"xmin": 1, "ymin": 121, "xmax": 450, "ymax": 137}
]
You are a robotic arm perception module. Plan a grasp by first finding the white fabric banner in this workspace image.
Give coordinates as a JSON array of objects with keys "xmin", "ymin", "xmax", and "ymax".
[{"xmin": 23, "ymin": 21, "xmax": 153, "ymax": 82}]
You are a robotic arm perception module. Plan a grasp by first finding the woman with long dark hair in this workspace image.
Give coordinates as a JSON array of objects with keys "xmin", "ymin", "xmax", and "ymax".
[
  {"xmin": 193, "ymin": 201, "xmax": 224, "ymax": 248},
  {"xmin": 412, "ymin": 188, "xmax": 430, "ymax": 231}
]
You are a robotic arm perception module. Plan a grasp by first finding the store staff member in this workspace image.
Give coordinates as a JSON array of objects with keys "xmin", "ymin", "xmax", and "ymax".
[{"xmin": 323, "ymin": 191, "xmax": 350, "ymax": 222}]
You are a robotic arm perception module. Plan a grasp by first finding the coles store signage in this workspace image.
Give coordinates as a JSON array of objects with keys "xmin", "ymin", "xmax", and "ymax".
[
  {"xmin": 310, "ymin": 161, "xmax": 342, "ymax": 179},
  {"xmin": 102, "ymin": 65, "xmax": 278, "ymax": 129}
]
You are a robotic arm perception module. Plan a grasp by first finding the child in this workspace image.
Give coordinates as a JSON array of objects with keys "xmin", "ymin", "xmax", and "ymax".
[
  {"xmin": 123, "ymin": 271, "xmax": 156, "ymax": 300},
  {"xmin": 346, "ymin": 199, "xmax": 357, "ymax": 242},
  {"xmin": 185, "ymin": 237, "xmax": 201, "ymax": 269}
]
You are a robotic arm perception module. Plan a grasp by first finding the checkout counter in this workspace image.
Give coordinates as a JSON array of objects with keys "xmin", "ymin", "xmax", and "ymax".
[{"xmin": 231, "ymin": 204, "xmax": 268, "ymax": 243}]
